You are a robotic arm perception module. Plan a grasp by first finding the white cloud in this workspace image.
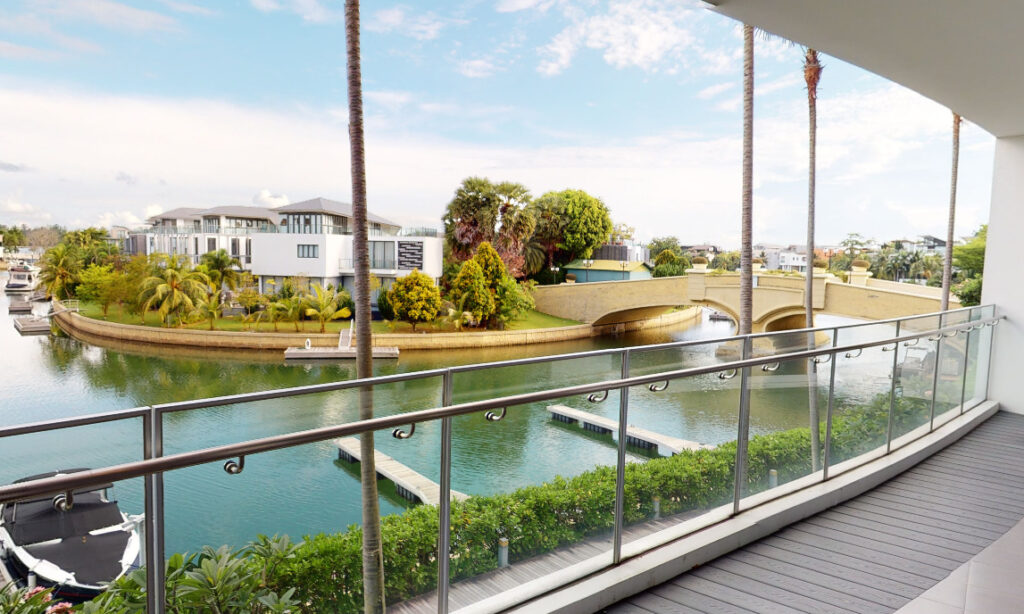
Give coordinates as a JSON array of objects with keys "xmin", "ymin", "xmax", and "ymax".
[
  {"xmin": 697, "ymin": 82, "xmax": 733, "ymax": 100},
  {"xmin": 364, "ymin": 90, "xmax": 414, "ymax": 111},
  {"xmin": 93, "ymin": 209, "xmax": 143, "ymax": 229},
  {"xmin": 115, "ymin": 171, "xmax": 138, "ymax": 185},
  {"xmin": 156, "ymin": 1, "xmax": 218, "ymax": 17},
  {"xmin": 0, "ymin": 40, "xmax": 62, "ymax": 61},
  {"xmin": 0, "ymin": 13, "xmax": 103, "ymax": 54},
  {"xmin": 458, "ymin": 58, "xmax": 498, "ymax": 78},
  {"xmin": 249, "ymin": 0, "xmax": 280, "ymax": 11},
  {"xmin": 33, "ymin": 0, "xmax": 179, "ymax": 32},
  {"xmin": 253, "ymin": 189, "xmax": 289, "ymax": 207},
  {"xmin": 248, "ymin": 0, "xmax": 337, "ymax": 23},
  {"xmin": 366, "ymin": 6, "xmax": 450, "ymax": 40},
  {"xmin": 0, "ymin": 195, "xmax": 52, "ymax": 225},
  {"xmin": 144, "ymin": 204, "xmax": 164, "ymax": 218},
  {"xmin": 495, "ymin": 0, "xmax": 556, "ymax": 12}
]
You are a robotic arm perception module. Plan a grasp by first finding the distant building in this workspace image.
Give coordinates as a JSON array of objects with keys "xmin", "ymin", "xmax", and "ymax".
[
  {"xmin": 592, "ymin": 241, "xmax": 649, "ymax": 263},
  {"xmin": 563, "ymin": 259, "xmax": 653, "ymax": 283},
  {"xmin": 125, "ymin": 197, "xmax": 443, "ymax": 303},
  {"xmin": 682, "ymin": 244, "xmax": 720, "ymax": 257}
]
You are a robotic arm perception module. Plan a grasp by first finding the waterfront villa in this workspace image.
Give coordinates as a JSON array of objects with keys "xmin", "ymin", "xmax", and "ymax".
[{"xmin": 125, "ymin": 197, "xmax": 443, "ymax": 299}]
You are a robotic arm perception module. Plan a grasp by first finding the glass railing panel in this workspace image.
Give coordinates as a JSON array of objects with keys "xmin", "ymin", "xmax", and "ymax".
[
  {"xmin": 442, "ymin": 393, "xmax": 616, "ymax": 611},
  {"xmin": 451, "ymin": 352, "xmax": 622, "ymax": 404},
  {"xmin": 889, "ymin": 314, "xmax": 942, "ymax": 448},
  {"xmin": 967, "ymin": 305, "xmax": 996, "ymax": 409},
  {"xmin": 933, "ymin": 310, "xmax": 973, "ymax": 428},
  {"xmin": 620, "ymin": 366, "xmax": 739, "ymax": 552},
  {"xmin": 740, "ymin": 353, "xmax": 827, "ymax": 507},
  {"xmin": 629, "ymin": 338, "xmax": 729, "ymax": 376}
]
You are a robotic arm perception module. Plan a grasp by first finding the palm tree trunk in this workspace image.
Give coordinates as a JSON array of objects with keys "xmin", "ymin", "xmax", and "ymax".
[
  {"xmin": 804, "ymin": 48, "xmax": 823, "ymax": 471},
  {"xmin": 740, "ymin": 24, "xmax": 754, "ymax": 336},
  {"xmin": 941, "ymin": 113, "xmax": 961, "ymax": 311},
  {"xmin": 344, "ymin": 2, "xmax": 385, "ymax": 612}
]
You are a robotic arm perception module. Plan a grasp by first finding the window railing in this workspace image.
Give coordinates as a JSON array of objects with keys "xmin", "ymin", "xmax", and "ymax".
[{"xmin": 0, "ymin": 306, "xmax": 1000, "ymax": 613}]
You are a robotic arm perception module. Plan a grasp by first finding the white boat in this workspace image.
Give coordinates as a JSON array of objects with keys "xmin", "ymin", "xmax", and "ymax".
[
  {"xmin": 0, "ymin": 469, "xmax": 142, "ymax": 602},
  {"xmin": 5, "ymin": 264, "xmax": 41, "ymax": 293}
]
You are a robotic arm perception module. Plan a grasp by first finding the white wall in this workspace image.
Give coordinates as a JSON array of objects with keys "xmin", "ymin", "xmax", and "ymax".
[
  {"xmin": 250, "ymin": 233, "xmax": 329, "ymax": 279},
  {"xmin": 983, "ymin": 135, "xmax": 1024, "ymax": 413}
]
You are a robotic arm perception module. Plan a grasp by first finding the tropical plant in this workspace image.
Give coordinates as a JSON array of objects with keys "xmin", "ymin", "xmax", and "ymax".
[
  {"xmin": 193, "ymin": 291, "xmax": 225, "ymax": 330},
  {"xmin": 449, "ymin": 259, "xmax": 494, "ymax": 325},
  {"xmin": 138, "ymin": 259, "xmax": 211, "ymax": 326},
  {"xmin": 526, "ymin": 192, "xmax": 567, "ymax": 274},
  {"xmin": 376, "ymin": 285, "xmax": 395, "ymax": 320},
  {"xmin": 388, "ymin": 270, "xmax": 442, "ymax": 331},
  {"xmin": 473, "ymin": 241, "xmax": 506, "ymax": 293},
  {"xmin": 953, "ymin": 225, "xmax": 986, "ymax": 278},
  {"xmin": 647, "ymin": 236, "xmax": 683, "ymax": 261},
  {"xmin": 200, "ymin": 249, "xmax": 242, "ymax": 297},
  {"xmin": 953, "ymin": 275, "xmax": 983, "ymax": 306},
  {"xmin": 302, "ymin": 284, "xmax": 352, "ymax": 333},
  {"xmin": 558, "ymin": 189, "xmax": 613, "ymax": 260},
  {"xmin": 344, "ymin": 3, "xmax": 386, "ymax": 607},
  {"xmin": 652, "ymin": 262, "xmax": 686, "ymax": 278},
  {"xmin": 494, "ymin": 276, "xmax": 535, "ymax": 326},
  {"xmin": 941, "ymin": 113, "xmax": 963, "ymax": 311},
  {"xmin": 39, "ymin": 243, "xmax": 82, "ymax": 299}
]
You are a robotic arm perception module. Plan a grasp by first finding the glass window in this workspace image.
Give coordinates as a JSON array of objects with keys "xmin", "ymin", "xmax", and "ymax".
[{"xmin": 297, "ymin": 244, "xmax": 319, "ymax": 258}]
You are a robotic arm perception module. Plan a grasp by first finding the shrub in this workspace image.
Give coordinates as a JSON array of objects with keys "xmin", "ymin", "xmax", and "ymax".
[
  {"xmin": 692, "ymin": 256, "xmax": 708, "ymax": 265},
  {"xmin": 851, "ymin": 259, "xmax": 871, "ymax": 268},
  {"xmin": 448, "ymin": 260, "xmax": 494, "ymax": 325},
  {"xmin": 376, "ymin": 286, "xmax": 395, "ymax": 320},
  {"xmin": 389, "ymin": 270, "xmax": 442, "ymax": 331},
  {"xmin": 654, "ymin": 250, "xmax": 679, "ymax": 266},
  {"xmin": 752, "ymin": 258, "xmax": 764, "ymax": 265},
  {"xmin": 652, "ymin": 262, "xmax": 686, "ymax": 278},
  {"xmin": 812, "ymin": 258, "xmax": 828, "ymax": 269}
]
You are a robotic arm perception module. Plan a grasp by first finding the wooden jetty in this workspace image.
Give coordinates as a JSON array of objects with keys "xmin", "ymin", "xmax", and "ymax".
[
  {"xmin": 284, "ymin": 345, "xmax": 399, "ymax": 360},
  {"xmin": 13, "ymin": 316, "xmax": 52, "ymax": 335},
  {"xmin": 334, "ymin": 437, "xmax": 468, "ymax": 505},
  {"xmin": 548, "ymin": 404, "xmax": 711, "ymax": 454},
  {"xmin": 8, "ymin": 299, "xmax": 32, "ymax": 313}
]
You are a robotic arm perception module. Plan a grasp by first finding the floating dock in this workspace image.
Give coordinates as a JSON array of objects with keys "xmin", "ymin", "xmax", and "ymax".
[
  {"xmin": 13, "ymin": 316, "xmax": 52, "ymax": 335},
  {"xmin": 334, "ymin": 437, "xmax": 469, "ymax": 505},
  {"xmin": 547, "ymin": 404, "xmax": 712, "ymax": 454},
  {"xmin": 8, "ymin": 299, "xmax": 32, "ymax": 313},
  {"xmin": 284, "ymin": 346, "xmax": 399, "ymax": 360}
]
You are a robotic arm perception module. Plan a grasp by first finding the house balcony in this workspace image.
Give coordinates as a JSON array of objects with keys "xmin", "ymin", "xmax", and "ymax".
[{"xmin": 0, "ymin": 306, "xmax": 1006, "ymax": 613}]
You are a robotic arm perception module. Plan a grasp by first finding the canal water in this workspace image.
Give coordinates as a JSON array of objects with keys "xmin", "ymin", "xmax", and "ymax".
[{"xmin": 0, "ymin": 272, "xmax": 896, "ymax": 554}]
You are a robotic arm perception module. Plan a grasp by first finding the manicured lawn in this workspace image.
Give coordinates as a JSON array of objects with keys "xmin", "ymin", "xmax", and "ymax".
[{"xmin": 77, "ymin": 303, "xmax": 581, "ymax": 334}]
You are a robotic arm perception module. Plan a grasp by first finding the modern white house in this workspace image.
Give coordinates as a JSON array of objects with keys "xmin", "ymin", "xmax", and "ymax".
[{"xmin": 125, "ymin": 197, "xmax": 443, "ymax": 301}]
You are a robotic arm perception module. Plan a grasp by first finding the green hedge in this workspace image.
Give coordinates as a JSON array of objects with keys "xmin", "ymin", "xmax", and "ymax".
[{"xmin": 270, "ymin": 394, "xmax": 930, "ymax": 612}]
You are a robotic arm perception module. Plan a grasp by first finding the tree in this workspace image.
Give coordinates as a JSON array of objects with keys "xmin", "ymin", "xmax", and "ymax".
[
  {"xmin": 493, "ymin": 181, "xmax": 536, "ymax": 277},
  {"xmin": 739, "ymin": 23, "xmax": 754, "ymax": 335},
  {"xmin": 953, "ymin": 275, "xmax": 983, "ymax": 306},
  {"xmin": 0, "ymin": 224, "xmax": 25, "ymax": 252},
  {"xmin": 270, "ymin": 296, "xmax": 304, "ymax": 332},
  {"xmin": 76, "ymin": 264, "xmax": 117, "ymax": 315},
  {"xmin": 443, "ymin": 177, "xmax": 535, "ymax": 277},
  {"xmin": 525, "ymin": 192, "xmax": 567, "ymax": 273},
  {"xmin": 802, "ymin": 47, "xmax": 824, "ymax": 472},
  {"xmin": 449, "ymin": 259, "xmax": 494, "ymax": 325},
  {"xmin": 942, "ymin": 113, "xmax": 963, "ymax": 311},
  {"xmin": 840, "ymin": 233, "xmax": 872, "ymax": 257},
  {"xmin": 388, "ymin": 270, "xmax": 441, "ymax": 331},
  {"xmin": 344, "ymin": 2, "xmax": 385, "ymax": 609},
  {"xmin": 494, "ymin": 276, "xmax": 535, "ymax": 326},
  {"xmin": 712, "ymin": 251, "xmax": 741, "ymax": 271},
  {"xmin": 609, "ymin": 222, "xmax": 634, "ymax": 244},
  {"xmin": 302, "ymin": 283, "xmax": 352, "ymax": 333},
  {"xmin": 654, "ymin": 250, "xmax": 679, "ymax": 266},
  {"xmin": 193, "ymin": 292, "xmax": 225, "ymax": 330},
  {"xmin": 652, "ymin": 262, "xmax": 687, "ymax": 278},
  {"xmin": 200, "ymin": 249, "xmax": 242, "ymax": 297},
  {"xmin": 648, "ymin": 236, "xmax": 683, "ymax": 261},
  {"xmin": 558, "ymin": 189, "xmax": 613, "ymax": 259},
  {"xmin": 39, "ymin": 243, "xmax": 82, "ymax": 299},
  {"xmin": 473, "ymin": 242, "xmax": 506, "ymax": 293},
  {"xmin": 138, "ymin": 261, "xmax": 210, "ymax": 326},
  {"xmin": 953, "ymin": 225, "xmax": 986, "ymax": 278}
]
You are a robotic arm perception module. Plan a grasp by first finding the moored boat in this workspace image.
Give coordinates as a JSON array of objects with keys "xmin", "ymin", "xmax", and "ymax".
[
  {"xmin": 0, "ymin": 469, "xmax": 142, "ymax": 602},
  {"xmin": 5, "ymin": 264, "xmax": 41, "ymax": 293}
]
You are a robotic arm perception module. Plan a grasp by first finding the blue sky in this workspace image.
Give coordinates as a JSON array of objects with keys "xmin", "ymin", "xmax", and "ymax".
[{"xmin": 0, "ymin": 0, "xmax": 994, "ymax": 247}]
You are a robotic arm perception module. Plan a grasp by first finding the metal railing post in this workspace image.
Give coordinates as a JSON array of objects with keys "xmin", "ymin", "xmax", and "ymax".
[
  {"xmin": 144, "ymin": 406, "xmax": 165, "ymax": 614},
  {"xmin": 886, "ymin": 321, "xmax": 901, "ymax": 454},
  {"xmin": 732, "ymin": 336, "xmax": 753, "ymax": 514},
  {"xmin": 436, "ymin": 371, "xmax": 454, "ymax": 614},
  {"xmin": 929, "ymin": 314, "xmax": 944, "ymax": 431},
  {"xmin": 612, "ymin": 349, "xmax": 630, "ymax": 564},
  {"xmin": 960, "ymin": 322, "xmax": 972, "ymax": 415},
  {"xmin": 822, "ymin": 328, "xmax": 839, "ymax": 480}
]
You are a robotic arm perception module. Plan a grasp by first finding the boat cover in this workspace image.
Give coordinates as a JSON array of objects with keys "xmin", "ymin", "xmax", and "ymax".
[
  {"xmin": 22, "ymin": 531, "xmax": 130, "ymax": 586},
  {"xmin": 2, "ymin": 492, "xmax": 123, "ymax": 546}
]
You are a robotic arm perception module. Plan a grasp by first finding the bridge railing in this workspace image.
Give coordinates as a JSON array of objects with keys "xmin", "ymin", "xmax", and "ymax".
[{"xmin": 0, "ymin": 305, "xmax": 1000, "ymax": 613}]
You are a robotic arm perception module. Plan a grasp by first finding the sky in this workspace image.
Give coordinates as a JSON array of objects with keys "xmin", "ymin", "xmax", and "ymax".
[{"xmin": 0, "ymin": 0, "xmax": 995, "ymax": 248}]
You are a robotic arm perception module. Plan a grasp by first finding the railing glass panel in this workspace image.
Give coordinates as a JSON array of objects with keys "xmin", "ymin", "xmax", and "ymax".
[
  {"xmin": 968, "ymin": 305, "xmax": 996, "ymax": 409},
  {"xmin": 889, "ymin": 314, "xmax": 942, "ymax": 448},
  {"xmin": 932, "ymin": 309, "xmax": 973, "ymax": 429}
]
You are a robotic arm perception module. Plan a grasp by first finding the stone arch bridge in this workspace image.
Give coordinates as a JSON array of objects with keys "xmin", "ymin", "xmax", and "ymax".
[{"xmin": 533, "ymin": 269, "xmax": 957, "ymax": 332}]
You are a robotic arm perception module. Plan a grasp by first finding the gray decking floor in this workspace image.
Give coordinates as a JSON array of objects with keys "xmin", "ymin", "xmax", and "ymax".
[{"xmin": 605, "ymin": 410, "xmax": 1024, "ymax": 614}]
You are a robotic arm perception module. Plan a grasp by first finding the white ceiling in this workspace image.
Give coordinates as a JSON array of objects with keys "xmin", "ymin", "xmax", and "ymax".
[{"xmin": 707, "ymin": 0, "xmax": 1024, "ymax": 138}]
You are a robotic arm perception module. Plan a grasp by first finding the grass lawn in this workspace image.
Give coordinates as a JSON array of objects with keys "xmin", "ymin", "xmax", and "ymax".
[{"xmin": 78, "ymin": 303, "xmax": 581, "ymax": 335}]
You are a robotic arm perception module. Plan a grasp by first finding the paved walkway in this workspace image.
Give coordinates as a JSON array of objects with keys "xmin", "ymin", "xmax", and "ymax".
[{"xmin": 605, "ymin": 411, "xmax": 1024, "ymax": 614}]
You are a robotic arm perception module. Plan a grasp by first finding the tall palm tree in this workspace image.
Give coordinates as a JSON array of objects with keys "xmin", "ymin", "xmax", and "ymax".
[
  {"xmin": 802, "ymin": 48, "xmax": 824, "ymax": 471},
  {"xmin": 941, "ymin": 113, "xmax": 962, "ymax": 311},
  {"xmin": 200, "ymin": 249, "xmax": 242, "ymax": 298},
  {"xmin": 739, "ymin": 24, "xmax": 754, "ymax": 336},
  {"xmin": 138, "ymin": 266, "xmax": 209, "ymax": 327},
  {"xmin": 192, "ymin": 291, "xmax": 224, "ymax": 331},
  {"xmin": 344, "ymin": 2, "xmax": 385, "ymax": 611}
]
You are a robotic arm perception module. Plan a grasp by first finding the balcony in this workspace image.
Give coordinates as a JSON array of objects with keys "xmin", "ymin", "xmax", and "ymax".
[
  {"xmin": 339, "ymin": 257, "xmax": 398, "ymax": 271},
  {"xmin": 0, "ymin": 306, "xmax": 1004, "ymax": 613}
]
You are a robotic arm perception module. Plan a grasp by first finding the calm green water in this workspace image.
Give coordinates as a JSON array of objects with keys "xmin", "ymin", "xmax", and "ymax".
[{"xmin": 0, "ymin": 272, "xmax": 895, "ymax": 553}]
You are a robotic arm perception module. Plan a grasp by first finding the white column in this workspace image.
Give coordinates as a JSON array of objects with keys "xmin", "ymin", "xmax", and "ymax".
[{"xmin": 984, "ymin": 135, "xmax": 1024, "ymax": 413}]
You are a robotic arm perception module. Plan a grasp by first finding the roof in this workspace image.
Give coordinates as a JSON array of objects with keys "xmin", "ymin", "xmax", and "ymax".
[
  {"xmin": 147, "ymin": 207, "xmax": 203, "ymax": 223},
  {"xmin": 197, "ymin": 206, "xmax": 277, "ymax": 222},
  {"xmin": 272, "ymin": 197, "xmax": 399, "ymax": 227},
  {"xmin": 563, "ymin": 259, "xmax": 652, "ymax": 273}
]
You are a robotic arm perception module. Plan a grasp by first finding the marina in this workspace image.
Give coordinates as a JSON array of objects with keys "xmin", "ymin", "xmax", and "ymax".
[{"xmin": 334, "ymin": 437, "xmax": 469, "ymax": 505}]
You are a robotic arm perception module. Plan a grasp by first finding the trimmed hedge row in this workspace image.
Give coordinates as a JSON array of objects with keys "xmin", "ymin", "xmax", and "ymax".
[{"xmin": 270, "ymin": 394, "xmax": 930, "ymax": 612}]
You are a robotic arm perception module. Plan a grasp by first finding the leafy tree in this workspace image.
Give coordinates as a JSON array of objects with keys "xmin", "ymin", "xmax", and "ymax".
[
  {"xmin": 39, "ymin": 243, "xmax": 82, "ymax": 299},
  {"xmin": 200, "ymin": 249, "xmax": 242, "ymax": 297},
  {"xmin": 953, "ymin": 275, "xmax": 983, "ymax": 306},
  {"xmin": 712, "ymin": 251, "xmax": 741, "ymax": 271},
  {"xmin": 654, "ymin": 250, "xmax": 679, "ymax": 266},
  {"xmin": 609, "ymin": 222, "xmax": 634, "ymax": 244},
  {"xmin": 193, "ymin": 292, "xmax": 225, "ymax": 330},
  {"xmin": 389, "ymin": 270, "xmax": 442, "ymax": 331},
  {"xmin": 138, "ymin": 260, "xmax": 210, "ymax": 326},
  {"xmin": 76, "ymin": 264, "xmax": 119, "ymax": 315},
  {"xmin": 840, "ymin": 232, "xmax": 872, "ymax": 257},
  {"xmin": 653, "ymin": 262, "xmax": 686, "ymax": 278},
  {"xmin": 302, "ymin": 284, "xmax": 352, "ymax": 333},
  {"xmin": 443, "ymin": 177, "xmax": 535, "ymax": 277},
  {"xmin": 0, "ymin": 224, "xmax": 26, "ymax": 252},
  {"xmin": 495, "ymin": 276, "xmax": 535, "ymax": 326},
  {"xmin": 473, "ymin": 241, "xmax": 506, "ymax": 292},
  {"xmin": 449, "ymin": 259, "xmax": 494, "ymax": 325},
  {"xmin": 648, "ymin": 236, "xmax": 682, "ymax": 261},
  {"xmin": 376, "ymin": 285, "xmax": 395, "ymax": 320},
  {"xmin": 953, "ymin": 225, "xmax": 986, "ymax": 278},
  {"xmin": 558, "ymin": 189, "xmax": 612, "ymax": 259}
]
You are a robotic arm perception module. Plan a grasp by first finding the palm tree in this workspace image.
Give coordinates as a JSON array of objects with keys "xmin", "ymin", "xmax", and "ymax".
[
  {"xmin": 344, "ymin": 2, "xmax": 386, "ymax": 610},
  {"xmin": 941, "ymin": 113, "xmax": 962, "ymax": 311},
  {"xmin": 200, "ymin": 249, "xmax": 242, "ymax": 298},
  {"xmin": 39, "ymin": 243, "xmax": 82, "ymax": 299},
  {"xmin": 302, "ymin": 283, "xmax": 352, "ymax": 333},
  {"xmin": 138, "ymin": 265, "xmax": 210, "ymax": 327},
  {"xmin": 802, "ymin": 47, "xmax": 824, "ymax": 471},
  {"xmin": 739, "ymin": 24, "xmax": 754, "ymax": 336},
  {"xmin": 192, "ymin": 291, "xmax": 224, "ymax": 331}
]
